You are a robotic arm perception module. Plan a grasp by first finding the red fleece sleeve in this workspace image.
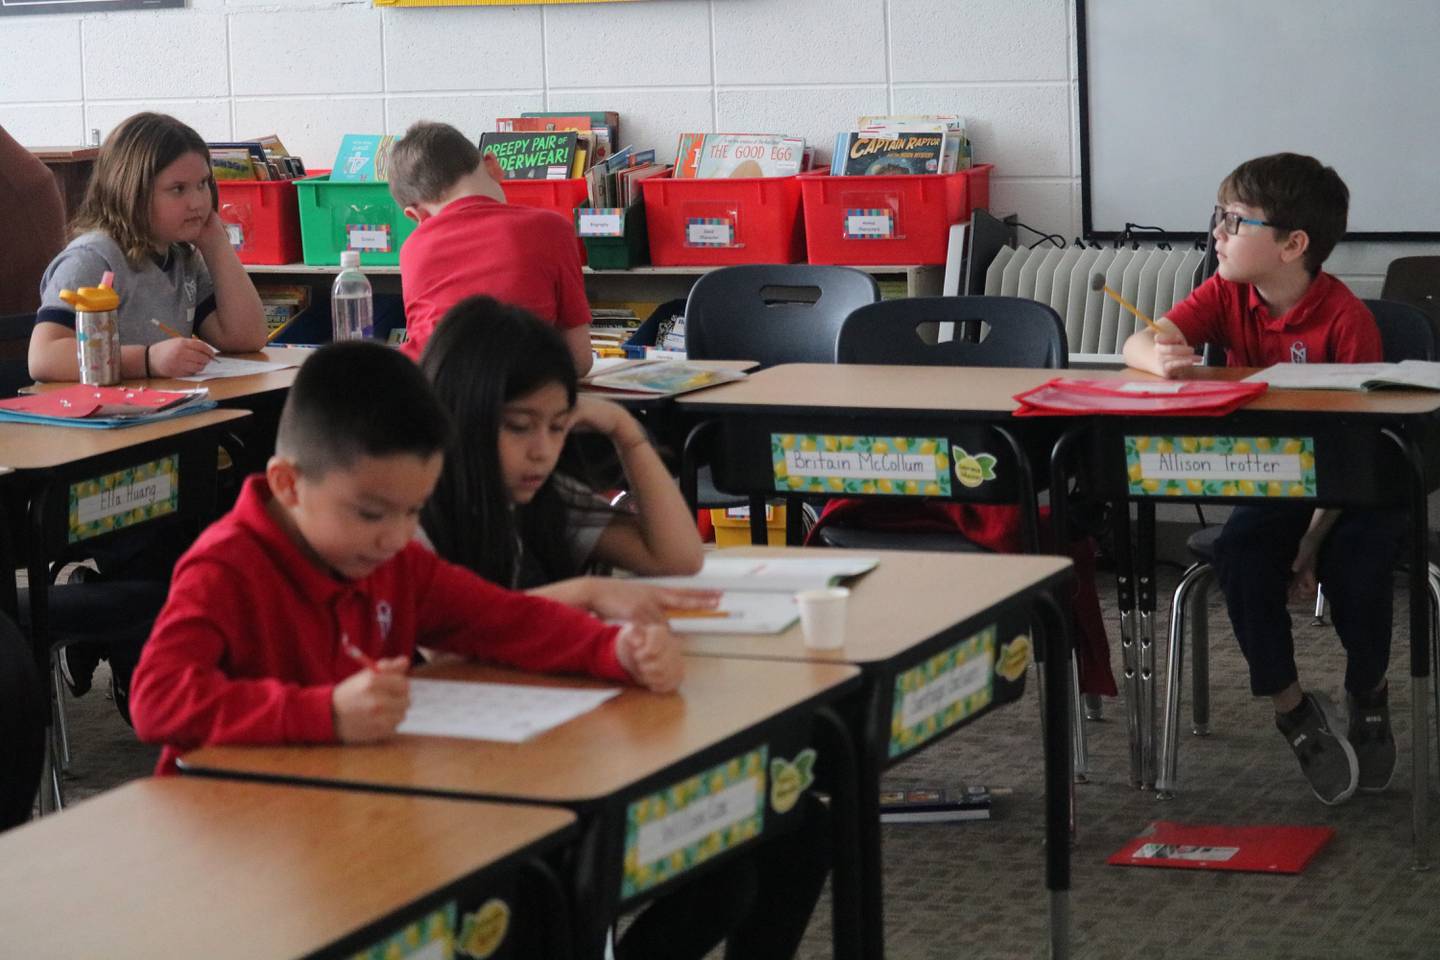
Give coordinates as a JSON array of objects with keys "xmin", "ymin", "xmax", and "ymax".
[
  {"xmin": 413, "ymin": 552, "xmax": 630, "ymax": 682},
  {"xmin": 130, "ymin": 559, "xmax": 336, "ymax": 751}
]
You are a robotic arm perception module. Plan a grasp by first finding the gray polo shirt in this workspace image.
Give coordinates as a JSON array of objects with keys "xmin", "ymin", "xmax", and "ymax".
[{"xmin": 36, "ymin": 231, "xmax": 215, "ymax": 344}]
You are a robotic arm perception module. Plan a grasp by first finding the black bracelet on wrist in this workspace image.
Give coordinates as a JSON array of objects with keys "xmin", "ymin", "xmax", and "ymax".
[{"xmin": 144, "ymin": 344, "xmax": 152, "ymax": 379}]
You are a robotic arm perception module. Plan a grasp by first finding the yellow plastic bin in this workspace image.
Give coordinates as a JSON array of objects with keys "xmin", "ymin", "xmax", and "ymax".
[{"xmin": 710, "ymin": 503, "xmax": 787, "ymax": 547}]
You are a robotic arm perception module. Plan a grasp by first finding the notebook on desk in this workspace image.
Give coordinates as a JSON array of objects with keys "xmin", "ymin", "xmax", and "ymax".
[
  {"xmin": 1245, "ymin": 360, "xmax": 1440, "ymax": 391},
  {"xmin": 581, "ymin": 359, "xmax": 747, "ymax": 397}
]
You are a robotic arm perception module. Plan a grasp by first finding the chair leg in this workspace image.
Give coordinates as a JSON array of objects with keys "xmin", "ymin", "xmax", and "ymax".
[
  {"xmin": 1188, "ymin": 568, "xmax": 1214, "ymax": 736},
  {"xmin": 1429, "ymin": 564, "xmax": 1440, "ymax": 800},
  {"xmin": 1071, "ymin": 652, "xmax": 1089, "ymax": 784},
  {"xmin": 1311, "ymin": 582, "xmax": 1329, "ymax": 626},
  {"xmin": 1157, "ymin": 562, "xmax": 1212, "ymax": 799},
  {"xmin": 50, "ymin": 654, "xmax": 71, "ymax": 771},
  {"xmin": 1083, "ymin": 694, "xmax": 1104, "ymax": 721}
]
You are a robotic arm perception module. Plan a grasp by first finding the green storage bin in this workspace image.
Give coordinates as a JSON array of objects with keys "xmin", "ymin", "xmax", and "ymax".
[
  {"xmin": 577, "ymin": 203, "xmax": 649, "ymax": 270},
  {"xmin": 295, "ymin": 174, "xmax": 416, "ymax": 267}
]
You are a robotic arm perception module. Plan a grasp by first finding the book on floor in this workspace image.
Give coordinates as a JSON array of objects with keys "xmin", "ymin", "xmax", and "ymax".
[
  {"xmin": 1108, "ymin": 821, "xmax": 1335, "ymax": 874},
  {"xmin": 880, "ymin": 783, "xmax": 995, "ymax": 823},
  {"xmin": 1244, "ymin": 360, "xmax": 1440, "ymax": 391}
]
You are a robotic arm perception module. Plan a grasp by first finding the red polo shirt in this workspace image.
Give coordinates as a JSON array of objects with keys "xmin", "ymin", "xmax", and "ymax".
[
  {"xmin": 130, "ymin": 475, "xmax": 629, "ymax": 775},
  {"xmin": 1165, "ymin": 271, "xmax": 1380, "ymax": 366},
  {"xmin": 398, "ymin": 194, "xmax": 590, "ymax": 361}
]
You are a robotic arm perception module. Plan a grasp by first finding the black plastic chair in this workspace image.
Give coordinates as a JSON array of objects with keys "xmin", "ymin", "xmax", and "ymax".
[
  {"xmin": 0, "ymin": 611, "xmax": 45, "ymax": 831},
  {"xmin": 0, "ymin": 313, "xmax": 34, "ymax": 399},
  {"xmin": 1159, "ymin": 297, "xmax": 1440, "ymax": 797},
  {"xmin": 684, "ymin": 264, "xmax": 879, "ymax": 367},
  {"xmin": 682, "ymin": 266, "xmax": 880, "ymax": 515},
  {"xmin": 1381, "ymin": 256, "xmax": 1440, "ymax": 329},
  {"xmin": 820, "ymin": 295, "xmax": 1067, "ymax": 551},
  {"xmin": 835, "ymin": 295, "xmax": 1068, "ymax": 368}
]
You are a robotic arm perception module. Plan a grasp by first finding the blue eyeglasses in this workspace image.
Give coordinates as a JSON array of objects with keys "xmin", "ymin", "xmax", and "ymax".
[{"xmin": 1212, "ymin": 205, "xmax": 1281, "ymax": 235}]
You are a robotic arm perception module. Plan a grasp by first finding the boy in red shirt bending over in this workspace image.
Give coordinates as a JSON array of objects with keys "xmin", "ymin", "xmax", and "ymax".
[
  {"xmin": 388, "ymin": 121, "xmax": 593, "ymax": 374},
  {"xmin": 1124, "ymin": 153, "xmax": 1399, "ymax": 806},
  {"xmin": 131, "ymin": 342, "xmax": 679, "ymax": 774}
]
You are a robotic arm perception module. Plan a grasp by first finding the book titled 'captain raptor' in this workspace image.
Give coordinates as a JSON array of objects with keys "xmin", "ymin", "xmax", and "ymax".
[{"xmin": 832, "ymin": 132, "xmax": 947, "ymax": 176}]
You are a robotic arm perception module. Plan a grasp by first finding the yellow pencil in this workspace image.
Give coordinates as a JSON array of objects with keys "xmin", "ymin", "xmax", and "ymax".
[
  {"xmin": 264, "ymin": 314, "xmax": 300, "ymax": 344},
  {"xmin": 150, "ymin": 317, "xmax": 219, "ymax": 353},
  {"xmin": 666, "ymin": 609, "xmax": 730, "ymax": 620},
  {"xmin": 1089, "ymin": 272, "xmax": 1161, "ymax": 333}
]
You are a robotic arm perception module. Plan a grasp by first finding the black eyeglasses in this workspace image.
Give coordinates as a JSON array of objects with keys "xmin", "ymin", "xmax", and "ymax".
[{"xmin": 1212, "ymin": 205, "xmax": 1280, "ymax": 236}]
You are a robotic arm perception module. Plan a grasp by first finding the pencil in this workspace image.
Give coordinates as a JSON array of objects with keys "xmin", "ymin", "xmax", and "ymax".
[
  {"xmin": 341, "ymin": 634, "xmax": 379, "ymax": 671},
  {"xmin": 1089, "ymin": 272, "xmax": 1161, "ymax": 333},
  {"xmin": 264, "ymin": 314, "xmax": 300, "ymax": 344},
  {"xmin": 149, "ymin": 317, "xmax": 219, "ymax": 353},
  {"xmin": 666, "ymin": 609, "xmax": 730, "ymax": 619}
]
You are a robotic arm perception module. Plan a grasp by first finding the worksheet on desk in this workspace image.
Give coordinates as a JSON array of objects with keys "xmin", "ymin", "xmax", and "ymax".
[
  {"xmin": 396, "ymin": 679, "xmax": 620, "ymax": 742},
  {"xmin": 176, "ymin": 356, "xmax": 299, "ymax": 382}
]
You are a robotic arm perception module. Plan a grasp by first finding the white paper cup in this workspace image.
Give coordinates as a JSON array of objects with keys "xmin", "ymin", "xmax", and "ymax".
[{"xmin": 797, "ymin": 587, "xmax": 850, "ymax": 650}]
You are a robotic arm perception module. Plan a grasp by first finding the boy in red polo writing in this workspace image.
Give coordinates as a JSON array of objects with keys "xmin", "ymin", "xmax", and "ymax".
[
  {"xmin": 1125, "ymin": 153, "xmax": 1400, "ymax": 805},
  {"xmin": 130, "ymin": 342, "xmax": 679, "ymax": 774}
]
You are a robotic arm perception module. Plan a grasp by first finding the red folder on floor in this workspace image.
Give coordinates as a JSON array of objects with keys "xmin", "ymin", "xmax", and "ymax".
[
  {"xmin": 1108, "ymin": 820, "xmax": 1335, "ymax": 874},
  {"xmin": 1012, "ymin": 378, "xmax": 1267, "ymax": 417}
]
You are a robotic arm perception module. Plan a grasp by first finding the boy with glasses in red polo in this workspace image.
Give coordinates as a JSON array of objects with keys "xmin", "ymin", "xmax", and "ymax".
[{"xmin": 1124, "ymin": 153, "xmax": 1400, "ymax": 806}]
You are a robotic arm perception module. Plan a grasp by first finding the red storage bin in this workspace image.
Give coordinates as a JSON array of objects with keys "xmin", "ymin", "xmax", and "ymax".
[
  {"xmin": 640, "ymin": 172, "xmax": 805, "ymax": 266},
  {"xmin": 800, "ymin": 163, "xmax": 992, "ymax": 265},
  {"xmin": 501, "ymin": 178, "xmax": 591, "ymax": 264},
  {"xmin": 216, "ymin": 178, "xmax": 304, "ymax": 265}
]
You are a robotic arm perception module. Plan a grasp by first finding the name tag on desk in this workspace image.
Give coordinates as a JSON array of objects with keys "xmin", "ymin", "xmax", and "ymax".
[
  {"xmin": 68, "ymin": 455, "xmax": 180, "ymax": 544},
  {"xmin": 1124, "ymin": 435, "xmax": 1317, "ymax": 498},
  {"xmin": 890, "ymin": 626, "xmax": 996, "ymax": 758},
  {"xmin": 772, "ymin": 433, "xmax": 952, "ymax": 496}
]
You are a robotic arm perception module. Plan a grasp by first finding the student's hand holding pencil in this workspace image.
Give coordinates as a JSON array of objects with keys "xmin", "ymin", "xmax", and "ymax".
[
  {"xmin": 1149, "ymin": 317, "xmax": 1202, "ymax": 380},
  {"xmin": 615, "ymin": 622, "xmax": 685, "ymax": 693},
  {"xmin": 145, "ymin": 334, "xmax": 217, "ymax": 378},
  {"xmin": 331, "ymin": 654, "xmax": 411, "ymax": 742}
]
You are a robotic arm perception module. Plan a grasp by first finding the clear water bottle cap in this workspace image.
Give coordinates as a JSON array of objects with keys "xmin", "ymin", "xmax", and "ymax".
[{"xmin": 339, "ymin": 250, "xmax": 361, "ymax": 269}]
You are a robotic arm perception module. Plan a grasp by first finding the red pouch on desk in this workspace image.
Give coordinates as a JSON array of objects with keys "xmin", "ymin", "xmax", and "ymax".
[
  {"xmin": 1108, "ymin": 820, "xmax": 1334, "ymax": 874},
  {"xmin": 1012, "ymin": 378, "xmax": 1267, "ymax": 417}
]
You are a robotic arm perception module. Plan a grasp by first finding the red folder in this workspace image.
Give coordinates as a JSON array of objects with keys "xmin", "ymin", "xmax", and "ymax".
[
  {"xmin": 1012, "ymin": 378, "xmax": 1267, "ymax": 417},
  {"xmin": 0, "ymin": 384, "xmax": 202, "ymax": 420},
  {"xmin": 1108, "ymin": 820, "xmax": 1335, "ymax": 874}
]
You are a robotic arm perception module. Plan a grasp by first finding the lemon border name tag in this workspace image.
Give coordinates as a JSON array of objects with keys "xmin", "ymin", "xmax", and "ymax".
[
  {"xmin": 68, "ymin": 454, "xmax": 180, "ymax": 544},
  {"xmin": 771, "ymin": 433, "xmax": 951, "ymax": 496},
  {"xmin": 1124, "ymin": 435, "xmax": 1317, "ymax": 499},
  {"xmin": 889, "ymin": 626, "xmax": 996, "ymax": 758},
  {"xmin": 348, "ymin": 902, "xmax": 454, "ymax": 960}
]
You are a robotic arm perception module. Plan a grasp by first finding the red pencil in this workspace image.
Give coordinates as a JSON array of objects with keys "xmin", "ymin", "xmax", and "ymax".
[{"xmin": 340, "ymin": 634, "xmax": 378, "ymax": 671}]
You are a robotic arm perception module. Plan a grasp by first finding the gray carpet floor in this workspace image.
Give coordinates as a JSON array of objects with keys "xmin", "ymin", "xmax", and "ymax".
[{"xmin": 46, "ymin": 558, "xmax": 1440, "ymax": 959}]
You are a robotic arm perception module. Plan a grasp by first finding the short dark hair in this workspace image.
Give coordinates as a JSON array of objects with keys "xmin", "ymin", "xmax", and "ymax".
[
  {"xmin": 387, "ymin": 121, "xmax": 481, "ymax": 208},
  {"xmin": 276, "ymin": 342, "xmax": 452, "ymax": 476},
  {"xmin": 1218, "ymin": 153, "xmax": 1349, "ymax": 274}
]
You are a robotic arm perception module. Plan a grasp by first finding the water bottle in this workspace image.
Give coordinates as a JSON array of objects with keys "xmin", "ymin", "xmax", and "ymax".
[{"xmin": 331, "ymin": 250, "xmax": 374, "ymax": 341}]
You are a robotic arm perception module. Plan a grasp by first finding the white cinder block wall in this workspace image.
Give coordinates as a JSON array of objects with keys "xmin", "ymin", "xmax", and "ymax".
[{"xmin": 0, "ymin": 0, "xmax": 1431, "ymax": 290}]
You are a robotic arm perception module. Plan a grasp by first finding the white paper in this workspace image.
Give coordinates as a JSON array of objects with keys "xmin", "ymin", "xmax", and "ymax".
[
  {"xmin": 667, "ymin": 591, "xmax": 799, "ymax": 635},
  {"xmin": 396, "ymin": 679, "xmax": 619, "ymax": 742},
  {"xmin": 176, "ymin": 356, "xmax": 300, "ymax": 382},
  {"xmin": 638, "ymin": 555, "xmax": 878, "ymax": 595},
  {"xmin": 1243, "ymin": 362, "xmax": 1440, "ymax": 391}
]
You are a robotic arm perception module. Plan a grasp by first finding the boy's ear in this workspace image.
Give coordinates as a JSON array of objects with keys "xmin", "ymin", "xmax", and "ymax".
[
  {"xmin": 266, "ymin": 455, "xmax": 302, "ymax": 507},
  {"xmin": 481, "ymin": 151, "xmax": 504, "ymax": 184},
  {"xmin": 1278, "ymin": 227, "xmax": 1310, "ymax": 266},
  {"xmin": 403, "ymin": 204, "xmax": 426, "ymax": 224}
]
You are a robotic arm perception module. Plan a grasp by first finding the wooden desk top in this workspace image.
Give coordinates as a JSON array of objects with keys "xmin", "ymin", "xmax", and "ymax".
[
  {"xmin": 676, "ymin": 363, "xmax": 1440, "ymax": 418},
  {"xmin": 0, "ymin": 407, "xmax": 251, "ymax": 472},
  {"xmin": 182, "ymin": 656, "xmax": 860, "ymax": 805},
  {"xmin": 679, "ymin": 547, "xmax": 1072, "ymax": 666},
  {"xmin": 0, "ymin": 777, "xmax": 573, "ymax": 960},
  {"xmin": 25, "ymin": 347, "xmax": 311, "ymax": 403}
]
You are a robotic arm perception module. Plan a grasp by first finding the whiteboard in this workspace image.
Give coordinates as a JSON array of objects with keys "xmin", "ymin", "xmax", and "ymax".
[{"xmin": 1079, "ymin": 0, "xmax": 1440, "ymax": 238}]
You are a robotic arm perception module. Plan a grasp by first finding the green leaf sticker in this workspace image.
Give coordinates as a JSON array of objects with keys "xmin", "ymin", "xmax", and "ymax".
[
  {"xmin": 952, "ymin": 446, "xmax": 998, "ymax": 488},
  {"xmin": 457, "ymin": 899, "xmax": 510, "ymax": 959},
  {"xmin": 769, "ymin": 748, "xmax": 817, "ymax": 814}
]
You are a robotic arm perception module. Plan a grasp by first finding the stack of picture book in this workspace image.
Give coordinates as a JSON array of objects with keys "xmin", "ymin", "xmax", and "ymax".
[
  {"xmin": 483, "ymin": 111, "xmax": 620, "ymax": 182},
  {"xmin": 0, "ymin": 385, "xmax": 215, "ymax": 429},
  {"xmin": 581, "ymin": 358, "xmax": 748, "ymax": 398},
  {"xmin": 209, "ymin": 135, "xmax": 306, "ymax": 181},
  {"xmin": 634, "ymin": 554, "xmax": 878, "ymax": 634},
  {"xmin": 672, "ymin": 133, "xmax": 808, "ymax": 178},
  {"xmin": 589, "ymin": 308, "xmax": 641, "ymax": 358},
  {"xmin": 584, "ymin": 146, "xmax": 669, "ymax": 208},
  {"xmin": 331, "ymin": 134, "xmax": 395, "ymax": 183},
  {"xmin": 829, "ymin": 114, "xmax": 972, "ymax": 176}
]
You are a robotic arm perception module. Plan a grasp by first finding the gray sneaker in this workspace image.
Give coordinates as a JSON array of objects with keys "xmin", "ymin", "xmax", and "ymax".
[
  {"xmin": 1347, "ymin": 686, "xmax": 1397, "ymax": 793},
  {"xmin": 1276, "ymin": 692, "xmax": 1359, "ymax": 806}
]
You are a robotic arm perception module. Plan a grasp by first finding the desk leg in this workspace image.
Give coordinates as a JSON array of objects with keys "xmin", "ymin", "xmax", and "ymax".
[
  {"xmin": 25, "ymin": 487, "xmax": 62, "ymax": 814},
  {"xmin": 679, "ymin": 419, "xmax": 719, "ymax": 514},
  {"xmin": 1036, "ymin": 587, "xmax": 1074, "ymax": 960},
  {"xmin": 857, "ymin": 680, "xmax": 889, "ymax": 960},
  {"xmin": 568, "ymin": 815, "xmax": 612, "ymax": 960},
  {"xmin": 1134, "ymin": 501, "xmax": 1157, "ymax": 790},
  {"xmin": 814, "ymin": 705, "xmax": 865, "ymax": 960},
  {"xmin": 522, "ymin": 857, "xmax": 574, "ymax": 960},
  {"xmin": 1110, "ymin": 502, "xmax": 1143, "ymax": 788},
  {"xmin": 1385, "ymin": 428, "xmax": 1432, "ymax": 870}
]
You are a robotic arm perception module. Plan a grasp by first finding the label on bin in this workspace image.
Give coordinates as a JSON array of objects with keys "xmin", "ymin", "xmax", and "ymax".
[
  {"xmin": 686, "ymin": 217, "xmax": 735, "ymax": 247},
  {"xmin": 844, "ymin": 208, "xmax": 895, "ymax": 240},
  {"xmin": 578, "ymin": 209, "xmax": 625, "ymax": 237},
  {"xmin": 346, "ymin": 223, "xmax": 391, "ymax": 253},
  {"xmin": 224, "ymin": 222, "xmax": 244, "ymax": 249}
]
